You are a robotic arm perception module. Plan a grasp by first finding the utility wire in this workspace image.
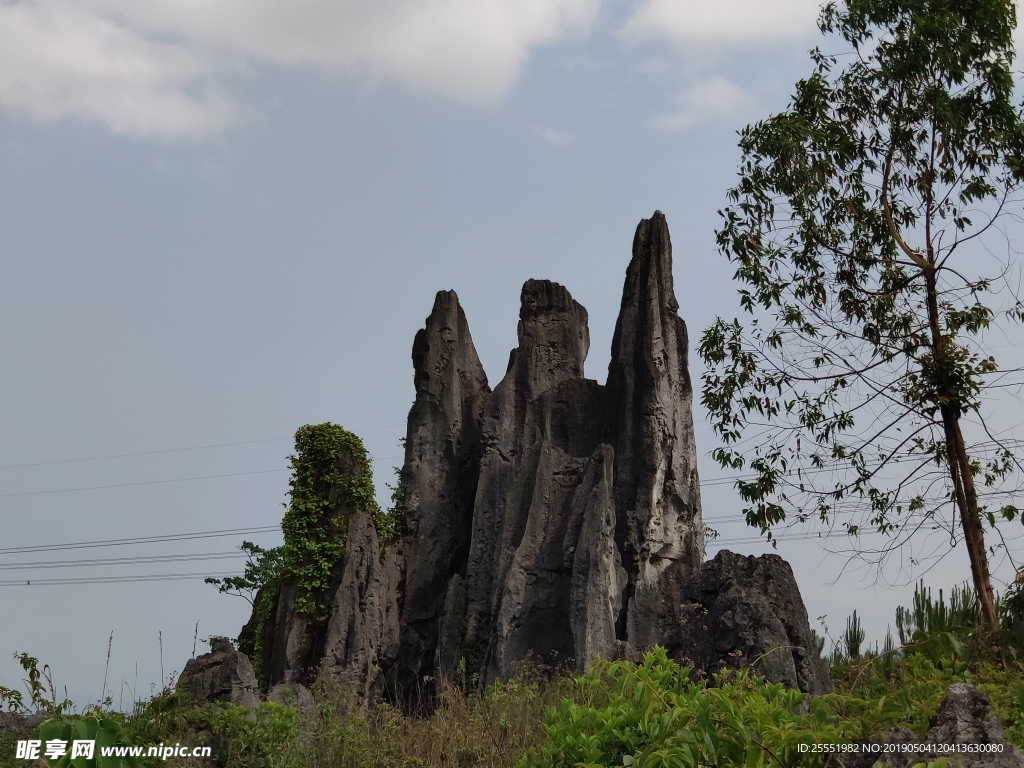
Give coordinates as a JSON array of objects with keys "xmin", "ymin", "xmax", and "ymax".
[
  {"xmin": 0, "ymin": 424, "xmax": 406, "ymax": 471},
  {"xmin": 0, "ymin": 572, "xmax": 239, "ymax": 587},
  {"xmin": 0, "ymin": 552, "xmax": 247, "ymax": 571},
  {"xmin": 0, "ymin": 468, "xmax": 289, "ymax": 498},
  {"xmin": 0, "ymin": 526, "xmax": 280, "ymax": 556}
]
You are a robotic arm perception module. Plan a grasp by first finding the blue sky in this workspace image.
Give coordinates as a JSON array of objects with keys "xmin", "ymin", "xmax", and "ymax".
[{"xmin": 1, "ymin": 0, "xmax": 1022, "ymax": 705}]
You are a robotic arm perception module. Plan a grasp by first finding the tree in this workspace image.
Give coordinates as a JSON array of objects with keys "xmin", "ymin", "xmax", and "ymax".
[{"xmin": 699, "ymin": 0, "xmax": 1024, "ymax": 632}]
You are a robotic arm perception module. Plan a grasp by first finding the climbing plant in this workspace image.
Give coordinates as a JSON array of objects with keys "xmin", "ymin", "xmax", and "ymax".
[
  {"xmin": 282, "ymin": 423, "xmax": 379, "ymax": 620},
  {"xmin": 209, "ymin": 422, "xmax": 403, "ymax": 687}
]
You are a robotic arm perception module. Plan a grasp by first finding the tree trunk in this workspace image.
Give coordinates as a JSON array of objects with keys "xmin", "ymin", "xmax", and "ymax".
[
  {"xmin": 924, "ymin": 268, "xmax": 999, "ymax": 632},
  {"xmin": 945, "ymin": 410, "xmax": 1000, "ymax": 631}
]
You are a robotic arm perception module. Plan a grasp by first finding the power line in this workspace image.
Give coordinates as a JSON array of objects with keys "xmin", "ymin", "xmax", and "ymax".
[
  {"xmin": 0, "ymin": 526, "xmax": 280, "ymax": 556},
  {"xmin": 0, "ymin": 424, "xmax": 406, "ymax": 471},
  {"xmin": 0, "ymin": 551, "xmax": 247, "ymax": 571},
  {"xmin": 0, "ymin": 468, "xmax": 289, "ymax": 498},
  {"xmin": 0, "ymin": 572, "xmax": 239, "ymax": 587},
  {"xmin": 0, "ymin": 438, "xmax": 289, "ymax": 471}
]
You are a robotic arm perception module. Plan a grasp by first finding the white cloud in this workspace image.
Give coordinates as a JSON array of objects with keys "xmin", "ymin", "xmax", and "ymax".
[
  {"xmin": 621, "ymin": 0, "xmax": 820, "ymax": 46},
  {"xmin": 536, "ymin": 127, "xmax": 576, "ymax": 147},
  {"xmin": 0, "ymin": 0, "xmax": 599, "ymax": 138},
  {"xmin": 653, "ymin": 76, "xmax": 751, "ymax": 130},
  {"xmin": 0, "ymin": 1, "xmax": 233, "ymax": 138}
]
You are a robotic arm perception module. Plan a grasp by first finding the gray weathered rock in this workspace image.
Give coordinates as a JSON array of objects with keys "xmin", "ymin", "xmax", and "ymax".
[
  {"xmin": 839, "ymin": 727, "xmax": 922, "ymax": 768},
  {"xmin": 395, "ymin": 212, "xmax": 709, "ymax": 689},
  {"xmin": 321, "ymin": 512, "xmax": 402, "ymax": 709},
  {"xmin": 177, "ymin": 637, "xmax": 259, "ymax": 707},
  {"xmin": 266, "ymin": 683, "xmax": 316, "ymax": 717},
  {"xmin": 0, "ymin": 711, "xmax": 47, "ymax": 741},
  {"xmin": 608, "ymin": 212, "xmax": 704, "ymax": 651},
  {"xmin": 230, "ymin": 211, "xmax": 825, "ymax": 708},
  {"xmin": 396, "ymin": 290, "xmax": 489, "ymax": 695},
  {"xmin": 842, "ymin": 685, "xmax": 1023, "ymax": 768},
  {"xmin": 925, "ymin": 684, "xmax": 1024, "ymax": 767},
  {"xmin": 673, "ymin": 550, "xmax": 832, "ymax": 695}
]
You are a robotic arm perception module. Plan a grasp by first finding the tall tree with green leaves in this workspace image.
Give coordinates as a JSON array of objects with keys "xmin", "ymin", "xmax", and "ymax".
[{"xmin": 700, "ymin": 0, "xmax": 1024, "ymax": 631}]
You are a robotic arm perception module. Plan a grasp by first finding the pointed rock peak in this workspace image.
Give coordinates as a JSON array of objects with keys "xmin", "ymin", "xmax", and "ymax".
[
  {"xmin": 412, "ymin": 289, "xmax": 489, "ymax": 407},
  {"xmin": 511, "ymin": 279, "xmax": 590, "ymax": 392},
  {"xmin": 626, "ymin": 211, "xmax": 677, "ymax": 313}
]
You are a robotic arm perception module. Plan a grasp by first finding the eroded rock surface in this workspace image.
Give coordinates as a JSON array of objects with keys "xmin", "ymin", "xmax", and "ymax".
[
  {"xmin": 396, "ymin": 290, "xmax": 489, "ymax": 697},
  {"xmin": 926, "ymin": 684, "xmax": 1024, "ymax": 767},
  {"xmin": 177, "ymin": 637, "xmax": 259, "ymax": 708},
  {"xmin": 394, "ymin": 212, "xmax": 706, "ymax": 690},
  {"xmin": 842, "ymin": 684, "xmax": 1023, "ymax": 768},
  {"xmin": 321, "ymin": 512, "xmax": 402, "ymax": 709},
  {"xmin": 673, "ymin": 550, "xmax": 831, "ymax": 695},
  {"xmin": 233, "ymin": 211, "xmax": 824, "ymax": 708}
]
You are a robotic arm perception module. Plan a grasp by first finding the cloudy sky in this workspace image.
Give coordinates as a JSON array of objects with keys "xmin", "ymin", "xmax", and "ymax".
[{"xmin": 2, "ymin": 0, "xmax": 1022, "ymax": 705}]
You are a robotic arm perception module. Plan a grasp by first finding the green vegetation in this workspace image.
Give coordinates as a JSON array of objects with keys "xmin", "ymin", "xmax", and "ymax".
[
  {"xmin": 206, "ymin": 424, "xmax": 402, "ymax": 686},
  {"xmin": 282, "ymin": 423, "xmax": 379, "ymax": 621}
]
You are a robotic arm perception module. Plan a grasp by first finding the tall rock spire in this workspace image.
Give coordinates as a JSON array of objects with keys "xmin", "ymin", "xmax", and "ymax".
[
  {"xmin": 396, "ymin": 290, "xmax": 490, "ymax": 695},
  {"xmin": 608, "ymin": 211, "xmax": 704, "ymax": 648}
]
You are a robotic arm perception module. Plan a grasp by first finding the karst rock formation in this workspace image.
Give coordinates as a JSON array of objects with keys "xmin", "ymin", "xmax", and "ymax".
[{"xmin": 243, "ymin": 211, "xmax": 830, "ymax": 707}]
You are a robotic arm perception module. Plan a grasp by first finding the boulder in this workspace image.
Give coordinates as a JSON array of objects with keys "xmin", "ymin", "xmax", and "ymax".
[
  {"xmin": 842, "ymin": 684, "xmax": 1023, "ymax": 768},
  {"xmin": 176, "ymin": 637, "xmax": 259, "ymax": 707},
  {"xmin": 266, "ymin": 683, "xmax": 316, "ymax": 717},
  {"xmin": 925, "ymin": 683, "xmax": 1024, "ymax": 767},
  {"xmin": 673, "ymin": 550, "xmax": 832, "ymax": 695}
]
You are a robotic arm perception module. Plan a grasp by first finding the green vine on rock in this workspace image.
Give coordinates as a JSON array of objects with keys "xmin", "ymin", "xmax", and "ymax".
[
  {"xmin": 282, "ymin": 423, "xmax": 381, "ymax": 621},
  {"xmin": 209, "ymin": 422, "xmax": 402, "ymax": 686},
  {"xmin": 249, "ymin": 585, "xmax": 279, "ymax": 688}
]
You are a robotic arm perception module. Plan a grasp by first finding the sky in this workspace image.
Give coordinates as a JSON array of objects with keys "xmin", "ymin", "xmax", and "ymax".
[{"xmin": 1, "ymin": 0, "xmax": 1023, "ymax": 707}]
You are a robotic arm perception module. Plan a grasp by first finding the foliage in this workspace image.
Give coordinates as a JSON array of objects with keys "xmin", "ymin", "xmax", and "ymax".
[
  {"xmin": 309, "ymin": 673, "xmax": 568, "ymax": 768},
  {"xmin": 5, "ymin": 639, "xmax": 1023, "ymax": 768},
  {"xmin": 206, "ymin": 702, "xmax": 298, "ymax": 768},
  {"xmin": 379, "ymin": 466, "xmax": 406, "ymax": 545},
  {"xmin": 831, "ymin": 649, "xmax": 1024, "ymax": 749},
  {"xmin": 522, "ymin": 647, "xmax": 1024, "ymax": 768},
  {"xmin": 205, "ymin": 543, "xmax": 284, "ymax": 607},
  {"xmin": 1000, "ymin": 567, "xmax": 1024, "ymax": 660},
  {"xmin": 522, "ymin": 648, "xmax": 858, "ymax": 768},
  {"xmin": 37, "ymin": 716, "xmax": 142, "ymax": 768},
  {"xmin": 282, "ymin": 423, "xmax": 376, "ymax": 620},
  {"xmin": 843, "ymin": 610, "xmax": 865, "ymax": 660},
  {"xmin": 699, "ymin": 0, "xmax": 1024, "ymax": 627},
  {"xmin": 0, "ymin": 653, "xmax": 73, "ymax": 717}
]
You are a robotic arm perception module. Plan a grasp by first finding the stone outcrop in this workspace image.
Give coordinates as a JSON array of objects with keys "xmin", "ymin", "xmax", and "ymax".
[
  {"xmin": 925, "ymin": 684, "xmax": 1024, "ymax": 767},
  {"xmin": 256, "ymin": 441, "xmax": 388, "ymax": 689},
  {"xmin": 395, "ymin": 290, "xmax": 490, "ymax": 697},
  {"xmin": 673, "ymin": 550, "xmax": 831, "ymax": 695},
  {"xmin": 393, "ymin": 211, "xmax": 706, "ymax": 692},
  {"xmin": 842, "ymin": 684, "xmax": 1024, "ymax": 768},
  {"xmin": 320, "ymin": 512, "xmax": 402, "ymax": 708},
  {"xmin": 233, "ymin": 211, "xmax": 826, "ymax": 706},
  {"xmin": 177, "ymin": 637, "xmax": 259, "ymax": 708}
]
